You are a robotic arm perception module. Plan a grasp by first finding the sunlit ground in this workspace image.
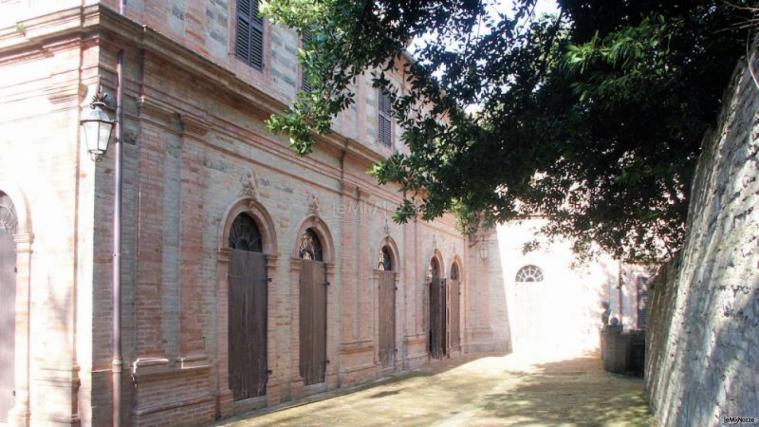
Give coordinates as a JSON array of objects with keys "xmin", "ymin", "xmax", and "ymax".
[{"xmin": 219, "ymin": 353, "xmax": 652, "ymax": 427}]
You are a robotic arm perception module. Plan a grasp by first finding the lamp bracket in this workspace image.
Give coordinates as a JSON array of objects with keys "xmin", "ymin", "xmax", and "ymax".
[{"xmin": 90, "ymin": 87, "xmax": 114, "ymax": 110}]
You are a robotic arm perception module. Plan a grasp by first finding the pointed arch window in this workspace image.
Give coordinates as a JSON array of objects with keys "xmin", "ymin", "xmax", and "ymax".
[
  {"xmin": 430, "ymin": 257, "xmax": 440, "ymax": 278},
  {"xmin": 515, "ymin": 265, "xmax": 544, "ymax": 283},
  {"xmin": 450, "ymin": 263, "xmax": 460, "ymax": 280},
  {"xmin": 298, "ymin": 228, "xmax": 323, "ymax": 261},
  {"xmin": 377, "ymin": 246, "xmax": 393, "ymax": 271},
  {"xmin": 228, "ymin": 213, "xmax": 263, "ymax": 252}
]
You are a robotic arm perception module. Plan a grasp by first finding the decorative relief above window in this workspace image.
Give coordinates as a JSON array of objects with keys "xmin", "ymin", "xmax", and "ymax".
[
  {"xmin": 299, "ymin": 228, "xmax": 323, "ymax": 261},
  {"xmin": 515, "ymin": 265, "xmax": 544, "ymax": 283},
  {"xmin": 229, "ymin": 213, "xmax": 263, "ymax": 252}
]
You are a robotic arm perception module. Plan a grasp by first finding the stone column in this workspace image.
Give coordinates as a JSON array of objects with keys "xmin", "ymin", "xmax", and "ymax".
[
  {"xmin": 288, "ymin": 258, "xmax": 305, "ymax": 399},
  {"xmin": 264, "ymin": 255, "xmax": 281, "ymax": 406},
  {"xmin": 214, "ymin": 248, "xmax": 233, "ymax": 418},
  {"xmin": 325, "ymin": 263, "xmax": 338, "ymax": 388},
  {"xmin": 178, "ymin": 115, "xmax": 210, "ymax": 366}
]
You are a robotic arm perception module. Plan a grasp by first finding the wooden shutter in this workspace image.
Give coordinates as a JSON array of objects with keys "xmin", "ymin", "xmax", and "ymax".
[
  {"xmin": 300, "ymin": 31, "xmax": 313, "ymax": 93},
  {"xmin": 235, "ymin": 0, "xmax": 264, "ymax": 69},
  {"xmin": 378, "ymin": 91, "xmax": 392, "ymax": 147}
]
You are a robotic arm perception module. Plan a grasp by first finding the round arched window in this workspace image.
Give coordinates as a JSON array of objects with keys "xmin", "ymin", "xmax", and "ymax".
[
  {"xmin": 515, "ymin": 265, "xmax": 544, "ymax": 283},
  {"xmin": 228, "ymin": 213, "xmax": 262, "ymax": 252},
  {"xmin": 0, "ymin": 193, "xmax": 17, "ymax": 235}
]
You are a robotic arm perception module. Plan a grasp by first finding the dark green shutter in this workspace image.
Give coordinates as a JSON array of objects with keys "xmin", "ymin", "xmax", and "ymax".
[
  {"xmin": 301, "ymin": 31, "xmax": 313, "ymax": 92},
  {"xmin": 378, "ymin": 91, "xmax": 392, "ymax": 146},
  {"xmin": 235, "ymin": 0, "xmax": 264, "ymax": 69}
]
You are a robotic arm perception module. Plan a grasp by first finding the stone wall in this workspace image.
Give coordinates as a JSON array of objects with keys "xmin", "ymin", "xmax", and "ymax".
[{"xmin": 645, "ymin": 61, "xmax": 759, "ymax": 426}]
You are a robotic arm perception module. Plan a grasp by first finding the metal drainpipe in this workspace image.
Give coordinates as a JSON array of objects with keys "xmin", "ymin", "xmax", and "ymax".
[
  {"xmin": 112, "ymin": 48, "xmax": 124, "ymax": 427},
  {"xmin": 113, "ymin": 2, "xmax": 126, "ymax": 426}
]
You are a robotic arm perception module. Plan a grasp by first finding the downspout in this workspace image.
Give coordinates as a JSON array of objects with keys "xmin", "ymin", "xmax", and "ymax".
[{"xmin": 112, "ymin": 1, "xmax": 126, "ymax": 426}]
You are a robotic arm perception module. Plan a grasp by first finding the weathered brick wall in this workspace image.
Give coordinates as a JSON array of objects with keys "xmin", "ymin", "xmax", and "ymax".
[
  {"xmin": 0, "ymin": 23, "xmax": 100, "ymax": 425},
  {"xmin": 88, "ymin": 10, "xmax": 469, "ymax": 425},
  {"xmin": 0, "ymin": 4, "xmax": 491, "ymax": 425},
  {"xmin": 645, "ymin": 61, "xmax": 759, "ymax": 426}
]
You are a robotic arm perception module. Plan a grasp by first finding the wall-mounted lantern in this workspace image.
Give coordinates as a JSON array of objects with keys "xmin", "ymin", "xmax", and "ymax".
[
  {"xmin": 479, "ymin": 240, "xmax": 489, "ymax": 261},
  {"xmin": 80, "ymin": 91, "xmax": 115, "ymax": 161}
]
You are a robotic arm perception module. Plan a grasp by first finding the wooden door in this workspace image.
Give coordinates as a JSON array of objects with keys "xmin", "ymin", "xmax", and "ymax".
[
  {"xmin": 429, "ymin": 274, "xmax": 445, "ymax": 359},
  {"xmin": 442, "ymin": 278, "xmax": 448, "ymax": 356},
  {"xmin": 378, "ymin": 270, "xmax": 396, "ymax": 368},
  {"xmin": 299, "ymin": 259, "xmax": 327, "ymax": 385},
  {"xmin": 0, "ymin": 231, "xmax": 16, "ymax": 421},
  {"xmin": 450, "ymin": 276, "xmax": 461, "ymax": 352},
  {"xmin": 228, "ymin": 249, "xmax": 268, "ymax": 400}
]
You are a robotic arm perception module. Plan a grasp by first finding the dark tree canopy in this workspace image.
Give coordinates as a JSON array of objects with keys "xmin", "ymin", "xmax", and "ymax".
[{"xmin": 262, "ymin": 0, "xmax": 755, "ymax": 261}]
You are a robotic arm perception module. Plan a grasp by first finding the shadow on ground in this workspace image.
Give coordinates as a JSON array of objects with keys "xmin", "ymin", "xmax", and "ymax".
[
  {"xmin": 475, "ymin": 356, "xmax": 652, "ymax": 426},
  {"xmin": 218, "ymin": 353, "xmax": 652, "ymax": 427}
]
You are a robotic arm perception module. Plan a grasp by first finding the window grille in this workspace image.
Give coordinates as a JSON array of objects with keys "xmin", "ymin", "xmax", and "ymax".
[
  {"xmin": 228, "ymin": 213, "xmax": 263, "ymax": 252},
  {"xmin": 515, "ymin": 265, "xmax": 544, "ymax": 283},
  {"xmin": 377, "ymin": 246, "xmax": 393, "ymax": 271},
  {"xmin": 299, "ymin": 228, "xmax": 323, "ymax": 261}
]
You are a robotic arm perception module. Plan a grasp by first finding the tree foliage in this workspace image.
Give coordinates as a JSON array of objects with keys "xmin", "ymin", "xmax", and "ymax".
[{"xmin": 262, "ymin": 0, "xmax": 755, "ymax": 261}]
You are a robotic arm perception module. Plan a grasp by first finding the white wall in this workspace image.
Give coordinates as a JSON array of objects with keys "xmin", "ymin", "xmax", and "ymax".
[{"xmin": 492, "ymin": 219, "xmax": 619, "ymax": 360}]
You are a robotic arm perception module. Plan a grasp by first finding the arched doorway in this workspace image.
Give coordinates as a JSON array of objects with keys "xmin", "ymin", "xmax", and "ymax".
[
  {"xmin": 512, "ymin": 264, "xmax": 547, "ymax": 353},
  {"xmin": 376, "ymin": 245, "xmax": 396, "ymax": 369},
  {"xmin": 428, "ymin": 257, "xmax": 446, "ymax": 359},
  {"xmin": 227, "ymin": 213, "xmax": 268, "ymax": 400},
  {"xmin": 449, "ymin": 262, "xmax": 461, "ymax": 353},
  {"xmin": 298, "ymin": 228, "xmax": 327, "ymax": 385},
  {"xmin": 0, "ymin": 193, "xmax": 17, "ymax": 422}
]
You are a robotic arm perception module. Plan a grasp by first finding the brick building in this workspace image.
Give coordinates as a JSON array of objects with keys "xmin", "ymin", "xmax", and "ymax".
[
  {"xmin": 0, "ymin": 1, "xmax": 501, "ymax": 425},
  {"xmin": 0, "ymin": 1, "xmax": 655, "ymax": 426}
]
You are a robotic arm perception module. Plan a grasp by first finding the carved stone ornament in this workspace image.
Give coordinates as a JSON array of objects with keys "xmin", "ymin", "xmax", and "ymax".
[
  {"xmin": 308, "ymin": 193, "xmax": 320, "ymax": 216},
  {"xmin": 240, "ymin": 170, "xmax": 258, "ymax": 199}
]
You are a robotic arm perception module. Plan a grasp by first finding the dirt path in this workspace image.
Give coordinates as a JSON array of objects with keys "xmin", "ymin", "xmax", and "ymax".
[{"xmin": 219, "ymin": 354, "xmax": 652, "ymax": 426}]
